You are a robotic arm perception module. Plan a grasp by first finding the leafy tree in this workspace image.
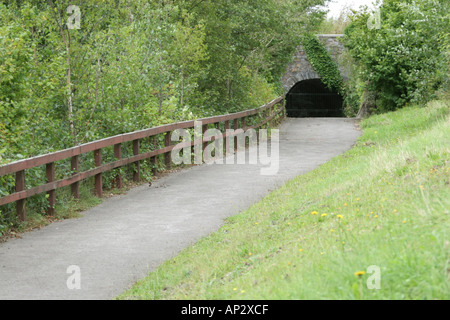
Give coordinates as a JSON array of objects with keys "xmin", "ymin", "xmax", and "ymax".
[
  {"xmin": 343, "ymin": 0, "xmax": 449, "ymax": 113},
  {"xmin": 0, "ymin": 0, "xmax": 327, "ymax": 229}
]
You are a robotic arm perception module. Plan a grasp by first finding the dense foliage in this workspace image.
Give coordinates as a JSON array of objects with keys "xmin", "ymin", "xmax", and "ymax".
[
  {"xmin": 0, "ymin": 0, "xmax": 326, "ymax": 163},
  {"xmin": 0, "ymin": 0, "xmax": 326, "ymax": 231},
  {"xmin": 342, "ymin": 0, "xmax": 449, "ymax": 113},
  {"xmin": 301, "ymin": 33, "xmax": 344, "ymax": 95}
]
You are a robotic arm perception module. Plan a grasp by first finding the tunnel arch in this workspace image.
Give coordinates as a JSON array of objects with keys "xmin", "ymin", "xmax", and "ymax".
[{"xmin": 285, "ymin": 79, "xmax": 344, "ymax": 118}]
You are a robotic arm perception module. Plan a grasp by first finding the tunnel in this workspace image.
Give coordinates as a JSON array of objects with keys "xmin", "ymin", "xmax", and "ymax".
[{"xmin": 286, "ymin": 79, "xmax": 344, "ymax": 117}]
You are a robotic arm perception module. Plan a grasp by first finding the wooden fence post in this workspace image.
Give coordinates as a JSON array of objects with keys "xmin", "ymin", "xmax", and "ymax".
[
  {"xmin": 152, "ymin": 136, "xmax": 158, "ymax": 174},
  {"xmin": 114, "ymin": 144, "xmax": 123, "ymax": 189},
  {"xmin": 202, "ymin": 124, "xmax": 208, "ymax": 155},
  {"xmin": 94, "ymin": 149, "xmax": 102, "ymax": 197},
  {"xmin": 71, "ymin": 156, "xmax": 80, "ymax": 199},
  {"xmin": 133, "ymin": 140, "xmax": 140, "ymax": 182},
  {"xmin": 165, "ymin": 133, "xmax": 171, "ymax": 169},
  {"xmin": 224, "ymin": 120, "xmax": 230, "ymax": 156},
  {"xmin": 233, "ymin": 119, "xmax": 238, "ymax": 151},
  {"xmin": 46, "ymin": 162, "xmax": 55, "ymax": 216},
  {"xmin": 242, "ymin": 117, "xmax": 247, "ymax": 147},
  {"xmin": 15, "ymin": 170, "xmax": 26, "ymax": 221}
]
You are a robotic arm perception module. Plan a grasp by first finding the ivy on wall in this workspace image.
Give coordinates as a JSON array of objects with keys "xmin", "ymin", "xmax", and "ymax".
[{"xmin": 301, "ymin": 34, "xmax": 345, "ymax": 96}]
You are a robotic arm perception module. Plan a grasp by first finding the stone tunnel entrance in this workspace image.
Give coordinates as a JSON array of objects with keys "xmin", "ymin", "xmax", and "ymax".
[{"xmin": 286, "ymin": 79, "xmax": 344, "ymax": 117}]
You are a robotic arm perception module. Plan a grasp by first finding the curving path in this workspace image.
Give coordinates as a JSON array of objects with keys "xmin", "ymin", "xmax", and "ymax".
[{"xmin": 0, "ymin": 118, "xmax": 361, "ymax": 300}]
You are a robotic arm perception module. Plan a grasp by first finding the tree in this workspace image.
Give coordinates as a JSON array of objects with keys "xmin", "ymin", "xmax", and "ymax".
[{"xmin": 343, "ymin": 0, "xmax": 449, "ymax": 112}]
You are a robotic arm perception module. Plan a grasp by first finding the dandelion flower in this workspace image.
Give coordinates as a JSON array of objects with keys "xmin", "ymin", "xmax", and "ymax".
[
  {"xmin": 321, "ymin": 213, "xmax": 327, "ymax": 217},
  {"xmin": 337, "ymin": 215, "xmax": 344, "ymax": 219},
  {"xmin": 354, "ymin": 271, "xmax": 366, "ymax": 277},
  {"xmin": 311, "ymin": 211, "xmax": 318, "ymax": 215}
]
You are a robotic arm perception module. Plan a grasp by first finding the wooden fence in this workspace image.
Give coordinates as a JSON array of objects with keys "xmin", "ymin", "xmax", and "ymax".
[{"xmin": 0, "ymin": 96, "xmax": 286, "ymax": 221}]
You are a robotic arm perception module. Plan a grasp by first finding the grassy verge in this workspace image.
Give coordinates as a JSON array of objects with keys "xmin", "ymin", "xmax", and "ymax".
[{"xmin": 118, "ymin": 99, "xmax": 450, "ymax": 300}]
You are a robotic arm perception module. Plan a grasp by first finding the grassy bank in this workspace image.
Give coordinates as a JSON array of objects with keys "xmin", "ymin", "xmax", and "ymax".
[{"xmin": 118, "ymin": 99, "xmax": 450, "ymax": 300}]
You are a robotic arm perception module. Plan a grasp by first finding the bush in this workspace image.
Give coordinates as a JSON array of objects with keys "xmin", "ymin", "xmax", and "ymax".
[{"xmin": 342, "ymin": 0, "xmax": 449, "ymax": 112}]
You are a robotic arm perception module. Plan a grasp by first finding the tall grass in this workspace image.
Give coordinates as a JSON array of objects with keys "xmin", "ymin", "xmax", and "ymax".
[{"xmin": 118, "ymin": 99, "xmax": 449, "ymax": 300}]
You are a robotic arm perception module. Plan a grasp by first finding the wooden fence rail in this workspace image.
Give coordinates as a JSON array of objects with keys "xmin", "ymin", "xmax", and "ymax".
[{"xmin": 0, "ymin": 96, "xmax": 286, "ymax": 221}]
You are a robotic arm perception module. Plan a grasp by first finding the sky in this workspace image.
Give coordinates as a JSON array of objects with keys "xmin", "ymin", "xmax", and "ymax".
[{"xmin": 325, "ymin": 0, "xmax": 379, "ymax": 19}]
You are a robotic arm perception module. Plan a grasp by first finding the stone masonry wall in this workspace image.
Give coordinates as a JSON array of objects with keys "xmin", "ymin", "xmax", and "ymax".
[{"xmin": 281, "ymin": 34, "xmax": 346, "ymax": 92}]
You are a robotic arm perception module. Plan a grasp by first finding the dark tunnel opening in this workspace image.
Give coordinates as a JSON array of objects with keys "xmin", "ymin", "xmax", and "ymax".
[{"xmin": 286, "ymin": 79, "xmax": 344, "ymax": 117}]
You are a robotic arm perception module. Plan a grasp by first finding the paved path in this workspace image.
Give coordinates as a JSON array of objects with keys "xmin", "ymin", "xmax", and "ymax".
[{"xmin": 0, "ymin": 118, "xmax": 361, "ymax": 300}]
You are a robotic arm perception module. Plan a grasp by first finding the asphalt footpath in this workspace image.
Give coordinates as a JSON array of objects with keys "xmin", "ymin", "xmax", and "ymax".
[{"xmin": 0, "ymin": 118, "xmax": 361, "ymax": 300}]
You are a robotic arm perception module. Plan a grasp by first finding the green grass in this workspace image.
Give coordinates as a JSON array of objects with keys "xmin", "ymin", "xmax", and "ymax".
[
  {"xmin": 118, "ymin": 99, "xmax": 450, "ymax": 300},
  {"xmin": 8, "ymin": 179, "xmax": 104, "ymax": 236}
]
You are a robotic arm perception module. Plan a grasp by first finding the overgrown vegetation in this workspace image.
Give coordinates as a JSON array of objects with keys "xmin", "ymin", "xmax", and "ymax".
[
  {"xmin": 0, "ymin": 0, "xmax": 327, "ymax": 233},
  {"xmin": 116, "ymin": 1, "xmax": 450, "ymax": 299},
  {"xmin": 342, "ymin": 0, "xmax": 449, "ymax": 114},
  {"xmin": 119, "ymin": 97, "xmax": 450, "ymax": 300},
  {"xmin": 301, "ymin": 33, "xmax": 345, "ymax": 96}
]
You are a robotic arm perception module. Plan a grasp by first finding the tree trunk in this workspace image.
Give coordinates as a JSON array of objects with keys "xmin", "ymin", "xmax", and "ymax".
[
  {"xmin": 66, "ymin": 40, "xmax": 76, "ymax": 144},
  {"xmin": 180, "ymin": 66, "xmax": 184, "ymax": 107},
  {"xmin": 356, "ymin": 89, "xmax": 376, "ymax": 119}
]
